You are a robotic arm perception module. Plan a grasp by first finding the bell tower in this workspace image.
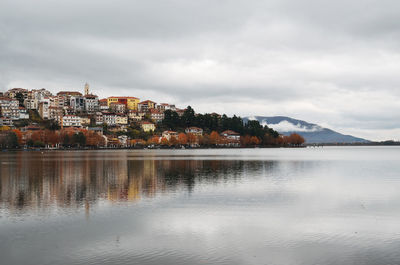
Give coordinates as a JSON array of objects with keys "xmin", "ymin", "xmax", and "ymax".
[{"xmin": 84, "ymin": 83, "xmax": 89, "ymax": 95}]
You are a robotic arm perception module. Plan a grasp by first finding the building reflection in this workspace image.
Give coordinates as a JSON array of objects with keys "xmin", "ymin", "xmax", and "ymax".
[{"xmin": 0, "ymin": 151, "xmax": 279, "ymax": 213}]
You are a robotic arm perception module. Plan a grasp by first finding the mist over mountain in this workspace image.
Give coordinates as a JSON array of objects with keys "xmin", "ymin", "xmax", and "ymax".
[{"xmin": 244, "ymin": 116, "xmax": 370, "ymax": 144}]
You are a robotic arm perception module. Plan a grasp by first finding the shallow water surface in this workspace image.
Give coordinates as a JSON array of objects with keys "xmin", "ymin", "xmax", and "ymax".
[{"xmin": 1, "ymin": 147, "xmax": 400, "ymax": 265}]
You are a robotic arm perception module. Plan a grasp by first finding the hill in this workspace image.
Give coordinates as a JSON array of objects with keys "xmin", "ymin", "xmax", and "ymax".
[{"xmin": 243, "ymin": 116, "xmax": 369, "ymax": 144}]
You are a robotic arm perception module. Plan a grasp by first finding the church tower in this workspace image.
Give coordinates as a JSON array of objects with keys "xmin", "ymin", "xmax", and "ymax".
[{"xmin": 84, "ymin": 83, "xmax": 89, "ymax": 95}]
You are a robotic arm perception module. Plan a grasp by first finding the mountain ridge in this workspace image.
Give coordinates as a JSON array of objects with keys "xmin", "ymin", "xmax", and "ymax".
[{"xmin": 243, "ymin": 116, "xmax": 369, "ymax": 144}]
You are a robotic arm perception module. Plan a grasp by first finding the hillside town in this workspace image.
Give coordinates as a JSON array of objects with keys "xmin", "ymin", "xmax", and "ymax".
[{"xmin": 0, "ymin": 84, "xmax": 304, "ymax": 149}]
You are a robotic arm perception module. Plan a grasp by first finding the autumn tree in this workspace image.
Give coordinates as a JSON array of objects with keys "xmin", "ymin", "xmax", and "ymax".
[
  {"xmin": 288, "ymin": 133, "xmax": 305, "ymax": 146},
  {"xmin": 186, "ymin": 133, "xmax": 197, "ymax": 146},
  {"xmin": 240, "ymin": 135, "xmax": 252, "ymax": 147},
  {"xmin": 250, "ymin": 136, "xmax": 261, "ymax": 146},
  {"xmin": 12, "ymin": 129, "xmax": 23, "ymax": 146},
  {"xmin": 178, "ymin": 133, "xmax": 187, "ymax": 145},
  {"xmin": 160, "ymin": 137, "xmax": 169, "ymax": 146},
  {"xmin": 85, "ymin": 131, "xmax": 105, "ymax": 147},
  {"xmin": 44, "ymin": 130, "xmax": 60, "ymax": 147},
  {"xmin": 147, "ymin": 136, "xmax": 160, "ymax": 145},
  {"xmin": 169, "ymin": 136, "xmax": 178, "ymax": 147},
  {"xmin": 209, "ymin": 131, "xmax": 220, "ymax": 146}
]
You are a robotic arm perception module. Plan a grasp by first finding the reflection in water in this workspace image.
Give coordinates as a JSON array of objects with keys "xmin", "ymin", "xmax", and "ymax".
[
  {"xmin": 3, "ymin": 148, "xmax": 399, "ymax": 265},
  {"xmin": 0, "ymin": 151, "xmax": 280, "ymax": 214}
]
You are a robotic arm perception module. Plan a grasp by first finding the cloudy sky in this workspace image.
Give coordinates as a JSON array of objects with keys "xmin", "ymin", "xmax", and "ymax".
[{"xmin": 1, "ymin": 0, "xmax": 399, "ymax": 140}]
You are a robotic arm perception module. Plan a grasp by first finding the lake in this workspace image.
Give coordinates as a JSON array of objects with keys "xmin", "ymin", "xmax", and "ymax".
[{"xmin": 1, "ymin": 147, "xmax": 400, "ymax": 265}]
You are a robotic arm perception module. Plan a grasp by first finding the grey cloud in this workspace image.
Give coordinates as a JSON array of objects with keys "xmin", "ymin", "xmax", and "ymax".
[{"xmin": 1, "ymin": 0, "xmax": 400, "ymax": 140}]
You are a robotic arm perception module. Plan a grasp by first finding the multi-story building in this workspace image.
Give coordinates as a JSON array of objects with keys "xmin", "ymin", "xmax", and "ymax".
[
  {"xmin": 70, "ymin": 95, "xmax": 85, "ymax": 112},
  {"xmin": 57, "ymin": 91, "xmax": 82, "ymax": 107},
  {"xmin": 107, "ymin": 97, "xmax": 139, "ymax": 110},
  {"xmin": 38, "ymin": 101, "xmax": 50, "ymax": 119},
  {"xmin": 99, "ymin": 99, "xmax": 109, "ymax": 111},
  {"xmin": 128, "ymin": 110, "xmax": 145, "ymax": 121},
  {"xmin": 24, "ymin": 98, "xmax": 38, "ymax": 110},
  {"xmin": 52, "ymin": 95, "xmax": 67, "ymax": 108},
  {"xmin": 17, "ymin": 107, "xmax": 29, "ymax": 120},
  {"xmin": 185, "ymin": 127, "xmax": 203, "ymax": 136},
  {"xmin": 48, "ymin": 106, "xmax": 63, "ymax": 120},
  {"xmin": 60, "ymin": 115, "xmax": 81, "ymax": 127},
  {"xmin": 80, "ymin": 116, "xmax": 91, "ymax": 126},
  {"xmin": 141, "ymin": 121, "xmax": 155, "ymax": 132},
  {"xmin": 162, "ymin": 130, "xmax": 178, "ymax": 140},
  {"xmin": 5, "ymin": 88, "xmax": 29, "ymax": 99},
  {"xmin": 157, "ymin": 103, "xmax": 176, "ymax": 112},
  {"xmin": 102, "ymin": 112, "xmax": 117, "ymax": 126},
  {"xmin": 0, "ymin": 117, "xmax": 13, "ymax": 126},
  {"xmin": 115, "ymin": 114, "xmax": 128, "ymax": 125},
  {"xmin": 84, "ymin": 94, "xmax": 99, "ymax": 113},
  {"xmin": 29, "ymin": 89, "xmax": 52, "ymax": 100},
  {"xmin": 221, "ymin": 130, "xmax": 241, "ymax": 140},
  {"xmin": 0, "ymin": 97, "xmax": 19, "ymax": 119},
  {"xmin": 149, "ymin": 109, "xmax": 164, "ymax": 123},
  {"xmin": 95, "ymin": 112, "xmax": 104, "ymax": 125},
  {"xmin": 138, "ymin": 100, "xmax": 156, "ymax": 112},
  {"xmin": 109, "ymin": 103, "xmax": 126, "ymax": 113}
]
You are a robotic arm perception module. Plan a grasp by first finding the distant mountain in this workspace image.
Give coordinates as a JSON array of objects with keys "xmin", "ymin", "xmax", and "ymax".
[{"xmin": 243, "ymin": 116, "xmax": 370, "ymax": 144}]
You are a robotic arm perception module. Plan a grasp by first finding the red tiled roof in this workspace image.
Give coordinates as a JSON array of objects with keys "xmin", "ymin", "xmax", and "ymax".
[
  {"xmin": 163, "ymin": 130, "xmax": 177, "ymax": 134},
  {"xmin": 139, "ymin": 100, "xmax": 156, "ymax": 104},
  {"xmin": 149, "ymin": 108, "xmax": 162, "ymax": 113},
  {"xmin": 0, "ymin": 97, "xmax": 15, "ymax": 101},
  {"xmin": 108, "ymin": 96, "xmax": 139, "ymax": 99},
  {"xmin": 221, "ymin": 130, "xmax": 240, "ymax": 135},
  {"xmin": 57, "ymin": 91, "xmax": 82, "ymax": 96},
  {"xmin": 186, "ymin": 126, "xmax": 202, "ymax": 130}
]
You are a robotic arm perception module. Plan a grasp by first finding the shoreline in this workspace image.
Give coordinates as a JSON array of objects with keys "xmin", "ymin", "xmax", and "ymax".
[{"xmin": 2, "ymin": 144, "xmax": 399, "ymax": 152}]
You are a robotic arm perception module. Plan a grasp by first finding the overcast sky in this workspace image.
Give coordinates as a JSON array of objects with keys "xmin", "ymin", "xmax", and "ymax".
[{"xmin": 1, "ymin": 0, "xmax": 399, "ymax": 140}]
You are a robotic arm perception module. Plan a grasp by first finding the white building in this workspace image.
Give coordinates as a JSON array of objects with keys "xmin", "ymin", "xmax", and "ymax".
[
  {"xmin": 128, "ymin": 110, "xmax": 145, "ymax": 121},
  {"xmin": 162, "ymin": 130, "xmax": 178, "ymax": 140},
  {"xmin": 149, "ymin": 109, "xmax": 164, "ymax": 123},
  {"xmin": 103, "ymin": 112, "xmax": 117, "ymax": 126},
  {"xmin": 221, "ymin": 130, "xmax": 241, "ymax": 140},
  {"xmin": 84, "ymin": 94, "xmax": 99, "ymax": 113},
  {"xmin": 61, "ymin": 115, "xmax": 81, "ymax": 127},
  {"xmin": 115, "ymin": 114, "xmax": 128, "ymax": 125},
  {"xmin": 185, "ymin": 127, "xmax": 203, "ymax": 136},
  {"xmin": 17, "ymin": 107, "xmax": 29, "ymax": 119},
  {"xmin": 24, "ymin": 98, "xmax": 39, "ymax": 110},
  {"xmin": 95, "ymin": 112, "xmax": 104, "ymax": 125},
  {"xmin": 0, "ymin": 97, "xmax": 19, "ymax": 119}
]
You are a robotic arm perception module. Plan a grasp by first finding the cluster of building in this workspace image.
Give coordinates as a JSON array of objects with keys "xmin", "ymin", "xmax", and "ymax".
[
  {"xmin": 0, "ymin": 84, "xmax": 185, "ymax": 132},
  {"xmin": 1, "ymin": 84, "xmax": 245, "ymax": 148}
]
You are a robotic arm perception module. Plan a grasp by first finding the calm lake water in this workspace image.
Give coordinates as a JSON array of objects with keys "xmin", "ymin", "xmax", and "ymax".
[{"xmin": 1, "ymin": 147, "xmax": 400, "ymax": 265}]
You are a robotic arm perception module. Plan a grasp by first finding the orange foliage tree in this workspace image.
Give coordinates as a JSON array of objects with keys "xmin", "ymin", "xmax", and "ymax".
[
  {"xmin": 85, "ymin": 131, "xmax": 105, "ymax": 147},
  {"xmin": 178, "ymin": 133, "xmax": 187, "ymax": 145},
  {"xmin": 160, "ymin": 137, "xmax": 169, "ymax": 146},
  {"xmin": 169, "ymin": 136, "xmax": 178, "ymax": 146},
  {"xmin": 250, "ymin": 136, "xmax": 261, "ymax": 146},
  {"xmin": 209, "ymin": 131, "xmax": 220, "ymax": 145},
  {"xmin": 12, "ymin": 129, "xmax": 23, "ymax": 145},
  {"xmin": 240, "ymin": 135, "xmax": 251, "ymax": 147},
  {"xmin": 288, "ymin": 133, "xmax": 305, "ymax": 146},
  {"xmin": 187, "ymin": 133, "xmax": 197, "ymax": 146}
]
